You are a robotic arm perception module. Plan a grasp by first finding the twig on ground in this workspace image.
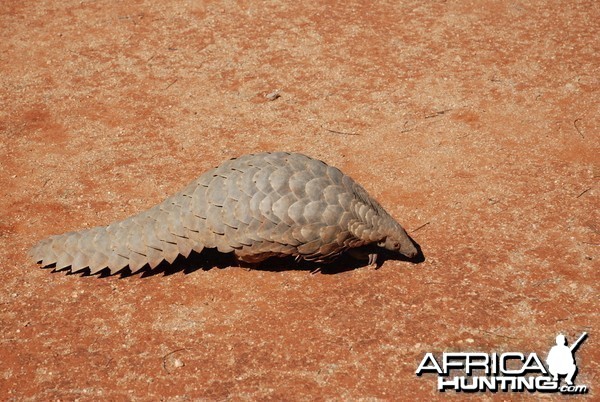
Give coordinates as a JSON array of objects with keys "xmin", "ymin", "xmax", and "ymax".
[
  {"xmin": 573, "ymin": 118, "xmax": 584, "ymax": 138},
  {"xmin": 400, "ymin": 120, "xmax": 415, "ymax": 133},
  {"xmin": 164, "ymin": 79, "xmax": 178, "ymax": 90},
  {"xmin": 576, "ymin": 188, "xmax": 590, "ymax": 198},
  {"xmin": 162, "ymin": 348, "xmax": 186, "ymax": 373},
  {"xmin": 412, "ymin": 222, "xmax": 430, "ymax": 233},
  {"xmin": 321, "ymin": 125, "xmax": 360, "ymax": 136},
  {"xmin": 425, "ymin": 109, "xmax": 453, "ymax": 119}
]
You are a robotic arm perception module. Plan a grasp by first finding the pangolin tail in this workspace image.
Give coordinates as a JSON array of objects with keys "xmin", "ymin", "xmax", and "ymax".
[{"xmin": 28, "ymin": 202, "xmax": 204, "ymax": 275}]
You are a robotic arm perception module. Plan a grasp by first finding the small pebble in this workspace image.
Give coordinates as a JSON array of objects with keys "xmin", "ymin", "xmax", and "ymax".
[{"xmin": 265, "ymin": 90, "xmax": 281, "ymax": 101}]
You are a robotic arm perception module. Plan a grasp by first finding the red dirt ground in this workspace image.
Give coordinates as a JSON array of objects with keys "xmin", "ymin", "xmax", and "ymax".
[{"xmin": 1, "ymin": 0, "xmax": 598, "ymax": 400}]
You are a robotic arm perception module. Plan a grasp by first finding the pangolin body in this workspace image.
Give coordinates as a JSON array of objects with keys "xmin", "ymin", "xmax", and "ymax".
[{"xmin": 29, "ymin": 152, "xmax": 418, "ymax": 274}]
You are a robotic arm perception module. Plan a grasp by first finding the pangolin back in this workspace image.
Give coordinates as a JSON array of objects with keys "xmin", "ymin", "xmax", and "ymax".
[{"xmin": 29, "ymin": 152, "xmax": 417, "ymax": 274}]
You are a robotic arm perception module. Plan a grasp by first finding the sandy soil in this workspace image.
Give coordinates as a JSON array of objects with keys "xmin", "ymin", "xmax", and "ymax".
[{"xmin": 0, "ymin": 0, "xmax": 598, "ymax": 400}]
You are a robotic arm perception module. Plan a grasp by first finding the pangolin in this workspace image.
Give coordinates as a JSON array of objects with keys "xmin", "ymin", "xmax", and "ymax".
[{"xmin": 29, "ymin": 152, "xmax": 418, "ymax": 274}]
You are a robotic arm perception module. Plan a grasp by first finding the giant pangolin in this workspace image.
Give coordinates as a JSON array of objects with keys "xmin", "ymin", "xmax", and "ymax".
[{"xmin": 29, "ymin": 152, "xmax": 418, "ymax": 274}]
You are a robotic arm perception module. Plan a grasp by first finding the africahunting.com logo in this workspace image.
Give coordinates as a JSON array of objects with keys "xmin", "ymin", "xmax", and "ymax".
[{"xmin": 416, "ymin": 332, "xmax": 589, "ymax": 394}]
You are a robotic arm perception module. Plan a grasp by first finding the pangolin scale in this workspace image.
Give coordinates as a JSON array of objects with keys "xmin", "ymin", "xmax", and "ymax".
[{"xmin": 29, "ymin": 152, "xmax": 418, "ymax": 274}]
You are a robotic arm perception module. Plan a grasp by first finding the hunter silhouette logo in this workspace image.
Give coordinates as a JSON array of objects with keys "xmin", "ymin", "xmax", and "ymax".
[
  {"xmin": 546, "ymin": 332, "xmax": 587, "ymax": 386},
  {"xmin": 416, "ymin": 332, "xmax": 589, "ymax": 394}
]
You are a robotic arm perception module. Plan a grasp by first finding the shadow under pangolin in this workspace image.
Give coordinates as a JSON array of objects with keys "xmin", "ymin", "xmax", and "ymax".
[{"xmin": 48, "ymin": 237, "xmax": 424, "ymax": 278}]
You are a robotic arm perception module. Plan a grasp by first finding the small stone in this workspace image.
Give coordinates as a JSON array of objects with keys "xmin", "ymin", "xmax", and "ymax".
[{"xmin": 265, "ymin": 90, "xmax": 281, "ymax": 101}]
